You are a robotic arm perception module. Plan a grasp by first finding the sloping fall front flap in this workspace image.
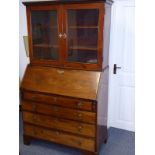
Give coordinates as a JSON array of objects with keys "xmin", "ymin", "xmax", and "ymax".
[{"xmin": 20, "ymin": 66, "xmax": 101, "ymax": 100}]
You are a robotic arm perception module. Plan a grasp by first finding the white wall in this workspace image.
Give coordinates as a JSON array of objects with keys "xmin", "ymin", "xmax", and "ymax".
[{"xmin": 19, "ymin": 0, "xmax": 29, "ymax": 80}]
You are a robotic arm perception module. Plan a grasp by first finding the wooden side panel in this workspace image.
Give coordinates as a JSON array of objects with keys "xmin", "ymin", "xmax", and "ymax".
[{"xmin": 96, "ymin": 3, "xmax": 112, "ymax": 152}]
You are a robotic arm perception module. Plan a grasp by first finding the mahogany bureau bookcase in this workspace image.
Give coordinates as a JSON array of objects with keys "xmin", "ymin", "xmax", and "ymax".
[{"xmin": 20, "ymin": 0, "xmax": 113, "ymax": 155}]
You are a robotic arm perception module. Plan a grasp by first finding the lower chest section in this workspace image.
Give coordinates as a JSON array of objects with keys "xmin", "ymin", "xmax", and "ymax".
[{"xmin": 21, "ymin": 90, "xmax": 97, "ymax": 152}]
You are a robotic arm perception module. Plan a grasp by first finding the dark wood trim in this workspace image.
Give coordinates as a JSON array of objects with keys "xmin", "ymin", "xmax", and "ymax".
[
  {"xmin": 96, "ymin": 125, "xmax": 108, "ymax": 152},
  {"xmin": 26, "ymin": 7, "xmax": 33, "ymax": 63},
  {"xmin": 23, "ymin": 0, "xmax": 113, "ymax": 6},
  {"xmin": 19, "ymin": 104, "xmax": 22, "ymax": 112},
  {"xmin": 95, "ymin": 103, "xmax": 98, "ymax": 152},
  {"xmin": 82, "ymin": 150, "xmax": 98, "ymax": 155},
  {"xmin": 98, "ymin": 3, "xmax": 104, "ymax": 70},
  {"xmin": 29, "ymin": 63, "xmax": 102, "ymax": 71},
  {"xmin": 20, "ymin": 89, "xmax": 97, "ymax": 102},
  {"xmin": 23, "ymin": 135, "xmax": 31, "ymax": 145}
]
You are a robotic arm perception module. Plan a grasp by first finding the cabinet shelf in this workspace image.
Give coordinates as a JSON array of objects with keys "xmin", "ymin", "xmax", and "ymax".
[
  {"xmin": 69, "ymin": 26, "xmax": 98, "ymax": 29},
  {"xmin": 33, "ymin": 44, "xmax": 58, "ymax": 48},
  {"xmin": 33, "ymin": 25, "xmax": 57, "ymax": 29},
  {"xmin": 69, "ymin": 46, "xmax": 97, "ymax": 51}
]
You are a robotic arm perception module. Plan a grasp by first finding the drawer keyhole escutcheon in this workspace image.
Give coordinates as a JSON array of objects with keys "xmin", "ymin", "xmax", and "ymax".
[
  {"xmin": 32, "ymin": 104, "xmax": 37, "ymax": 111},
  {"xmin": 33, "ymin": 115, "xmax": 37, "ymax": 121},
  {"xmin": 56, "ymin": 131, "xmax": 60, "ymax": 135},
  {"xmin": 54, "ymin": 97, "xmax": 57, "ymax": 103},
  {"xmin": 77, "ymin": 113, "xmax": 82, "ymax": 118},
  {"xmin": 78, "ymin": 125, "xmax": 83, "ymax": 132},
  {"xmin": 57, "ymin": 69, "xmax": 64, "ymax": 74},
  {"xmin": 32, "ymin": 95, "xmax": 36, "ymax": 100}
]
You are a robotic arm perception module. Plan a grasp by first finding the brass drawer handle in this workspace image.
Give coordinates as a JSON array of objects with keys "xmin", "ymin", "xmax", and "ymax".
[
  {"xmin": 78, "ymin": 126, "xmax": 83, "ymax": 132},
  {"xmin": 59, "ymin": 33, "xmax": 63, "ymax": 38},
  {"xmin": 32, "ymin": 95, "xmax": 36, "ymax": 100},
  {"xmin": 77, "ymin": 101, "xmax": 83, "ymax": 108},
  {"xmin": 56, "ymin": 131, "xmax": 60, "ymax": 135},
  {"xmin": 63, "ymin": 33, "xmax": 67, "ymax": 39},
  {"xmin": 32, "ymin": 115, "xmax": 37, "ymax": 121}
]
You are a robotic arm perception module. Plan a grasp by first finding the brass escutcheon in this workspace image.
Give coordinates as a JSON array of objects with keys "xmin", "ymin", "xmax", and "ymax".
[{"xmin": 57, "ymin": 69, "xmax": 64, "ymax": 74}]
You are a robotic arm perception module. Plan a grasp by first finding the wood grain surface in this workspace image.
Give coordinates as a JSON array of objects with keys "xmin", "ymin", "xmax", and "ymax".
[{"xmin": 21, "ymin": 66, "xmax": 101, "ymax": 100}]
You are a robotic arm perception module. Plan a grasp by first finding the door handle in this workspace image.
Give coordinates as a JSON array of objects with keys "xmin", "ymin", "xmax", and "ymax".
[
  {"xmin": 59, "ymin": 33, "xmax": 63, "ymax": 38},
  {"xmin": 63, "ymin": 33, "xmax": 67, "ymax": 39},
  {"xmin": 113, "ymin": 64, "xmax": 121, "ymax": 74}
]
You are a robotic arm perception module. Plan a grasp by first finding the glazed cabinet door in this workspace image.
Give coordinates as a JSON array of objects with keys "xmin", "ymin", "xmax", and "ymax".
[
  {"xmin": 62, "ymin": 3, "xmax": 104, "ymax": 70},
  {"xmin": 27, "ymin": 5, "xmax": 62, "ymax": 66}
]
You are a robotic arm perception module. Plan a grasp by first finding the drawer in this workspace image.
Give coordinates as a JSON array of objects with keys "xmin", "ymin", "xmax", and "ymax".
[
  {"xmin": 22, "ymin": 101, "xmax": 96, "ymax": 124},
  {"xmin": 23, "ymin": 112, "xmax": 95, "ymax": 138},
  {"xmin": 22, "ymin": 91, "xmax": 95, "ymax": 112},
  {"xmin": 24, "ymin": 124, "xmax": 95, "ymax": 152}
]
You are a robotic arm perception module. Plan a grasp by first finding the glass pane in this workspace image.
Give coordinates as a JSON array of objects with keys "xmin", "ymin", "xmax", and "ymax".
[
  {"xmin": 68, "ymin": 9, "xmax": 99, "ymax": 26},
  {"xmin": 68, "ymin": 50, "xmax": 97, "ymax": 63},
  {"xmin": 31, "ymin": 10, "xmax": 59, "ymax": 60},
  {"xmin": 67, "ymin": 9, "xmax": 99, "ymax": 64}
]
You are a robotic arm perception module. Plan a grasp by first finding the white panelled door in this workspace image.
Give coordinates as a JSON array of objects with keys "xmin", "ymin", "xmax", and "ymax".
[{"xmin": 108, "ymin": 1, "xmax": 135, "ymax": 131}]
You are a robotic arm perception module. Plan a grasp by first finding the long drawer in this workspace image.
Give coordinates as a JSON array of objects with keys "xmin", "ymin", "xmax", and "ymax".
[
  {"xmin": 22, "ymin": 101, "xmax": 96, "ymax": 124},
  {"xmin": 24, "ymin": 124, "xmax": 95, "ymax": 152},
  {"xmin": 23, "ymin": 111, "xmax": 95, "ymax": 138},
  {"xmin": 23, "ymin": 91, "xmax": 95, "ymax": 112}
]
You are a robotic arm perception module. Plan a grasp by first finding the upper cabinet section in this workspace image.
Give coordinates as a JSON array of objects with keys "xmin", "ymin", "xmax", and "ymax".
[{"xmin": 24, "ymin": 1, "xmax": 112, "ymax": 70}]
